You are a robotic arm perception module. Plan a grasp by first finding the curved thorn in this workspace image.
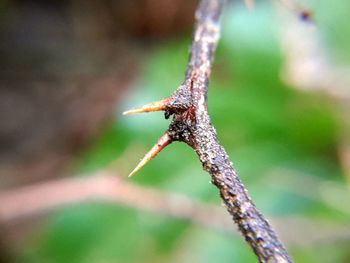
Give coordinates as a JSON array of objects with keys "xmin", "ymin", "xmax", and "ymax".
[
  {"xmin": 128, "ymin": 133, "xmax": 172, "ymax": 177},
  {"xmin": 123, "ymin": 98, "xmax": 170, "ymax": 115}
]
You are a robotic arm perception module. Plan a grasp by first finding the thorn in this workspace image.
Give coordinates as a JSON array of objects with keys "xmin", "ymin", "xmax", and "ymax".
[
  {"xmin": 123, "ymin": 98, "xmax": 170, "ymax": 115},
  {"xmin": 244, "ymin": 0, "xmax": 254, "ymax": 10},
  {"xmin": 128, "ymin": 133, "xmax": 172, "ymax": 177}
]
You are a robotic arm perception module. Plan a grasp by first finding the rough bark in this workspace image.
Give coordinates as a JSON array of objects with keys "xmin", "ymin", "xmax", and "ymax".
[{"xmin": 126, "ymin": 0, "xmax": 292, "ymax": 262}]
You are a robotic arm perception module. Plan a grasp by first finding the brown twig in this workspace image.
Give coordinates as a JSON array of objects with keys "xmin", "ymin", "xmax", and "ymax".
[
  {"xmin": 0, "ymin": 172, "xmax": 223, "ymax": 226},
  {"xmin": 124, "ymin": 0, "xmax": 292, "ymax": 262},
  {"xmin": 1, "ymin": 173, "xmax": 350, "ymax": 248}
]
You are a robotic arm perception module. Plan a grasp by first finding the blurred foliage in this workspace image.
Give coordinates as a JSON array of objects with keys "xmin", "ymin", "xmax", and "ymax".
[{"xmin": 19, "ymin": 1, "xmax": 350, "ymax": 262}]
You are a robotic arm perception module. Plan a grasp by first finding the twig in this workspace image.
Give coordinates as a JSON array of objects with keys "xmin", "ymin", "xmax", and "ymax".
[
  {"xmin": 124, "ymin": 0, "xmax": 292, "ymax": 262},
  {"xmin": 1, "ymin": 173, "xmax": 350, "ymax": 247},
  {"xmin": 0, "ymin": 172, "xmax": 223, "ymax": 226}
]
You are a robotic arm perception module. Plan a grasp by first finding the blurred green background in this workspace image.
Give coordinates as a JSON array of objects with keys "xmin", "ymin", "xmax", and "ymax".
[{"xmin": 1, "ymin": 0, "xmax": 350, "ymax": 262}]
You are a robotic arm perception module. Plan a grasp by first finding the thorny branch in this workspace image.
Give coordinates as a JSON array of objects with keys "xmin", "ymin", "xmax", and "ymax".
[{"xmin": 124, "ymin": 0, "xmax": 292, "ymax": 262}]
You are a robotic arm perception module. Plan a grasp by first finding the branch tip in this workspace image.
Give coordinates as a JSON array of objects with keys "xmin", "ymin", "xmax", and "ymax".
[
  {"xmin": 128, "ymin": 133, "xmax": 172, "ymax": 177},
  {"xmin": 123, "ymin": 98, "xmax": 170, "ymax": 115}
]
